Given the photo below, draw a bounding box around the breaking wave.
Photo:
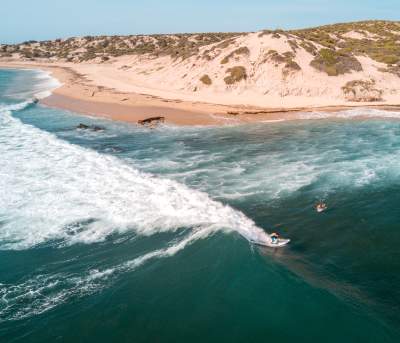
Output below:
[0,97,273,321]
[0,103,268,251]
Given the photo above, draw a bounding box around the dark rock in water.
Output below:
[138,116,165,126]
[76,123,105,131]
[77,123,90,130]
[32,97,39,104]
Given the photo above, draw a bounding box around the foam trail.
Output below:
[0,228,208,322]
[0,105,270,250]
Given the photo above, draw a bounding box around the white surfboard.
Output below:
[251,238,290,248]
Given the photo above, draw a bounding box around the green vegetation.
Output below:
[224,66,247,85]
[290,21,400,67]
[287,40,299,52]
[264,50,301,74]
[200,74,212,85]
[0,32,242,62]
[310,48,362,76]
[299,41,317,56]
[220,46,250,64]
[258,29,287,38]
[2,20,400,76]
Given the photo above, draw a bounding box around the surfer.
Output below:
[315,201,327,213]
[270,232,279,244]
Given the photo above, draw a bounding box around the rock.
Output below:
[76,123,105,131]
[138,116,165,126]
[77,123,90,129]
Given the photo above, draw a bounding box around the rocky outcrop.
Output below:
[76,123,105,131]
[138,116,165,126]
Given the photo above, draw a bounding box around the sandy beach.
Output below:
[1,61,400,126]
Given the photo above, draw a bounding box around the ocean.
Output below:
[0,68,399,342]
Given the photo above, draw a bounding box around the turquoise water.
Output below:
[0,68,400,342]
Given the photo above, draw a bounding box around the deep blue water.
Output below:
[0,68,400,342]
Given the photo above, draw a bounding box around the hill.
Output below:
[2,20,400,107]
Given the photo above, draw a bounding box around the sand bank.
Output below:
[1,61,400,126]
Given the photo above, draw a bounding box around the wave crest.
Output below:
[0,105,269,250]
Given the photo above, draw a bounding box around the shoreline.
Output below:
[1,61,400,126]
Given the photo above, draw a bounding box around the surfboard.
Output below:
[251,238,290,248]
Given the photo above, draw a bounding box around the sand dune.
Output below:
[2,21,400,124]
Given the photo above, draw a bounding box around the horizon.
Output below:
[1,0,400,44]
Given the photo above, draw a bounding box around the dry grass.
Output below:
[220,47,250,64]
[2,32,243,62]
[224,66,247,85]
[310,48,362,76]
[200,74,212,85]
[342,79,383,101]
[264,50,301,75]
[290,21,400,66]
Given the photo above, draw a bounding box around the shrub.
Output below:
[263,50,302,74]
[376,55,400,65]
[268,51,286,63]
[342,79,383,102]
[310,48,362,76]
[200,74,212,85]
[284,60,301,71]
[287,40,299,51]
[300,41,318,55]
[290,21,400,66]
[220,46,250,64]
[224,66,247,85]
[380,65,400,77]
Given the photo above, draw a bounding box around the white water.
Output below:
[300,108,400,120]
[0,102,270,250]
[2,69,60,100]
[0,97,274,321]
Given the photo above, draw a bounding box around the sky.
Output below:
[1,0,399,44]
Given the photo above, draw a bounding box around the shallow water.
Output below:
[0,68,400,342]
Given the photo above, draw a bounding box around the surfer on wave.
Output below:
[315,201,327,213]
[270,232,280,244]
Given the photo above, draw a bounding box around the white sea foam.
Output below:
[0,105,269,250]
[3,69,60,101]
[299,108,400,120]
[32,69,61,99]
[0,102,274,320]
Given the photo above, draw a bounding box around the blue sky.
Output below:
[1,0,399,43]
